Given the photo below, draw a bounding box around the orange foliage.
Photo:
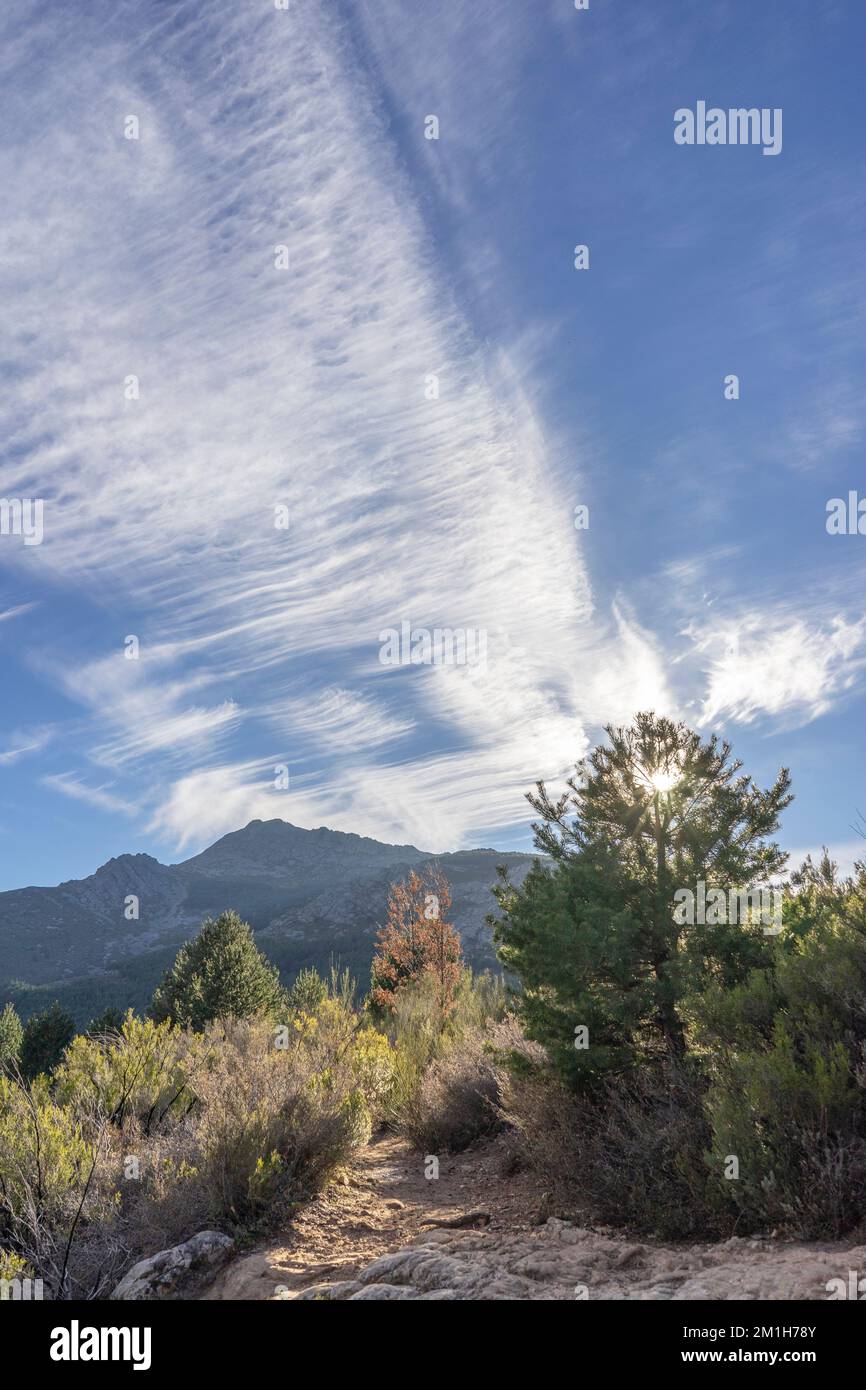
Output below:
[370,864,462,1018]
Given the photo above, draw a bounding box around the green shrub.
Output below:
[288,967,327,1016]
[384,971,509,1148]
[499,1055,714,1238]
[0,1073,123,1298]
[691,887,866,1236]
[54,1012,203,1136]
[0,1004,23,1074]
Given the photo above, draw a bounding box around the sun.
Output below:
[649,770,678,793]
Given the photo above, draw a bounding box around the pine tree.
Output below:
[492,711,792,1084]
[371,865,463,1017]
[149,910,284,1031]
[86,1006,125,1038]
[19,1001,75,1081]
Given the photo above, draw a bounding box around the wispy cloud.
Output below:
[42,773,137,817]
[688,609,866,728]
[266,686,414,755]
[0,726,53,765]
[10,0,846,871]
[1,1,619,852]
[0,602,38,624]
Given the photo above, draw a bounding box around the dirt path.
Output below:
[203,1131,866,1301]
[203,1132,540,1300]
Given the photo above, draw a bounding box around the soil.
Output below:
[202,1132,866,1302]
[203,1130,539,1300]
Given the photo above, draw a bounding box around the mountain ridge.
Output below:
[0,818,538,1022]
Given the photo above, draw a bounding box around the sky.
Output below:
[1,0,866,890]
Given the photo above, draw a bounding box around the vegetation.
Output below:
[4,712,866,1295]
[690,854,866,1236]
[492,712,791,1084]
[19,1002,76,1082]
[492,713,866,1238]
[383,969,509,1152]
[0,951,392,1298]
[149,910,285,1031]
[0,1003,22,1074]
[371,864,463,1018]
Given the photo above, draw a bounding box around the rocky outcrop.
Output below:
[295,1220,866,1301]
[112,1231,235,1300]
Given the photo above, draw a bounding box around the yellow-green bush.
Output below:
[168,1005,390,1230]
[54,1012,203,1136]
[0,1073,123,1297]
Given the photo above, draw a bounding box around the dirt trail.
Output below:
[204,1133,866,1301]
[203,1132,539,1300]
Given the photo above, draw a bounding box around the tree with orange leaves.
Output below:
[370,864,462,1019]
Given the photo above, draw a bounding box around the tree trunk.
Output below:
[654,794,687,1060]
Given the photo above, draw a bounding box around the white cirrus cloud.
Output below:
[0,1,673,856]
[42,772,137,817]
[688,610,866,728]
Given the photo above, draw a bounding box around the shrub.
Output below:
[54,1012,203,1137]
[691,883,866,1236]
[0,1073,124,1298]
[182,1015,370,1228]
[0,975,396,1293]
[398,1029,501,1153]
[385,972,509,1149]
[0,1003,22,1074]
[287,967,327,1016]
[499,1056,715,1239]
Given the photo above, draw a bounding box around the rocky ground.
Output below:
[200,1132,866,1302]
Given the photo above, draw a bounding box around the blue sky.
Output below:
[2,0,866,890]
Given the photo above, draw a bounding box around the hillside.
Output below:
[0,819,536,1021]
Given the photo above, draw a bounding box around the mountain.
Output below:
[0,820,538,1021]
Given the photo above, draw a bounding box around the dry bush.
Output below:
[181,1015,365,1229]
[398,1028,501,1153]
[385,974,511,1151]
[127,1008,390,1239]
[0,1001,394,1294]
[0,1072,130,1298]
[499,1057,715,1239]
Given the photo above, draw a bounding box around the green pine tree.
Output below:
[491,711,792,1085]
[149,910,285,1031]
[18,1001,76,1081]
[86,1006,125,1038]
